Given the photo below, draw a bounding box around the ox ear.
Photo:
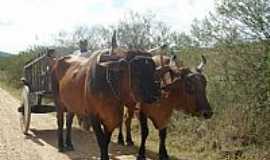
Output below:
[155,65,172,80]
[99,59,127,71]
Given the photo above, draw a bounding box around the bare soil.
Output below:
[0,87,159,160]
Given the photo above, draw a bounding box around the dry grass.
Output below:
[0,81,21,99]
[0,45,269,160]
[1,81,269,160]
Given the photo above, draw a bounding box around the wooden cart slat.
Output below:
[19,49,55,134]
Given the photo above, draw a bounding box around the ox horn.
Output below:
[148,46,159,54]
[111,30,118,55]
[148,44,168,54]
[196,55,207,72]
[99,58,127,71]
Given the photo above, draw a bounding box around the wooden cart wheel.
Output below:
[20,85,32,135]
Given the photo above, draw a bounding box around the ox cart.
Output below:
[18,49,55,134]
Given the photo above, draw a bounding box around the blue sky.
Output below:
[0,0,214,53]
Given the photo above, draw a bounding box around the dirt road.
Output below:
[0,87,158,160]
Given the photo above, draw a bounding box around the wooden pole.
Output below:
[160,44,167,85]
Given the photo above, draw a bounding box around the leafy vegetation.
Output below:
[0,49,37,88]
[0,51,12,58]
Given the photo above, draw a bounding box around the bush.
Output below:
[0,49,39,88]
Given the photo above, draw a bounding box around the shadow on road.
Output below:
[27,128,182,160]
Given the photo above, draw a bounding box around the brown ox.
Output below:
[50,48,163,160]
[117,55,213,160]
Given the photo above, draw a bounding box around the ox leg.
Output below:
[102,129,112,160]
[65,112,75,151]
[159,128,169,160]
[91,116,111,160]
[125,110,134,146]
[137,112,148,160]
[118,104,125,145]
[52,77,65,152]
[56,110,64,152]
[117,120,125,145]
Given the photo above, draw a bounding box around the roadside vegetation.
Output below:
[0,0,269,159]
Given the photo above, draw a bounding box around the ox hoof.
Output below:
[159,155,170,160]
[58,147,64,153]
[101,155,109,160]
[65,144,74,151]
[126,140,134,146]
[137,155,146,160]
[117,139,125,146]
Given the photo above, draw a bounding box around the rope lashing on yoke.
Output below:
[106,67,121,99]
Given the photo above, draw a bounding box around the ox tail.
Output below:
[51,69,59,97]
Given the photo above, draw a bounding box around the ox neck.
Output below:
[165,81,187,110]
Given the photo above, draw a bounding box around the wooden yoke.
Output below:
[159,44,168,85]
[148,44,171,85]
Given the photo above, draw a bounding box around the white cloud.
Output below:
[122,0,214,31]
[0,0,214,53]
